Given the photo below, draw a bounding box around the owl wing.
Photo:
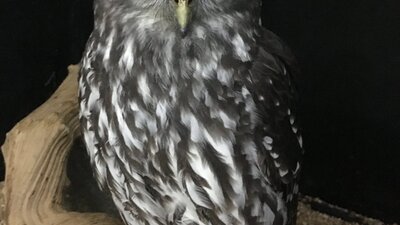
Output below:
[79,34,109,190]
[249,28,303,224]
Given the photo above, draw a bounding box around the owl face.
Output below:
[122,0,260,35]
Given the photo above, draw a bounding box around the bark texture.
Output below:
[1,65,122,225]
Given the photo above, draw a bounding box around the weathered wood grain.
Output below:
[1,65,122,225]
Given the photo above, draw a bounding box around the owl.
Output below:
[79,0,303,224]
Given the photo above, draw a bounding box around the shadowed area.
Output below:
[63,138,120,218]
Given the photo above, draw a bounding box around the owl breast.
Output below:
[79,23,292,224]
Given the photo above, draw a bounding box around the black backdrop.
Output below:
[0,0,399,223]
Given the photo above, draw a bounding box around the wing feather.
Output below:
[248,28,303,224]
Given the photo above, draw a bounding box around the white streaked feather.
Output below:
[232,34,251,62]
[119,40,134,71]
[203,130,234,169]
[263,136,273,151]
[185,177,212,209]
[112,89,144,151]
[137,75,152,105]
[270,152,279,159]
[156,99,169,128]
[279,168,289,177]
[102,28,115,67]
[218,110,237,129]
[188,144,225,208]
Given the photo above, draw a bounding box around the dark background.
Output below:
[1,0,399,223]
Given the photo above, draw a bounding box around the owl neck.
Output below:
[93,5,261,82]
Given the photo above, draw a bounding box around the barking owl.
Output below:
[79,0,303,224]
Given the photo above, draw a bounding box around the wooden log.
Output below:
[1,65,121,225]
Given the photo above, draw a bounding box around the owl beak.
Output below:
[176,0,190,33]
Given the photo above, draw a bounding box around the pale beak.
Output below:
[176,0,190,33]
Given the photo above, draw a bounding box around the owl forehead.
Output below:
[127,0,259,9]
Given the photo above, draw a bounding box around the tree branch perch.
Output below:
[1,65,121,225]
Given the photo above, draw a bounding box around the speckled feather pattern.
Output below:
[79,0,303,224]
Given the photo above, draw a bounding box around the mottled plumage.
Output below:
[79,0,303,224]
